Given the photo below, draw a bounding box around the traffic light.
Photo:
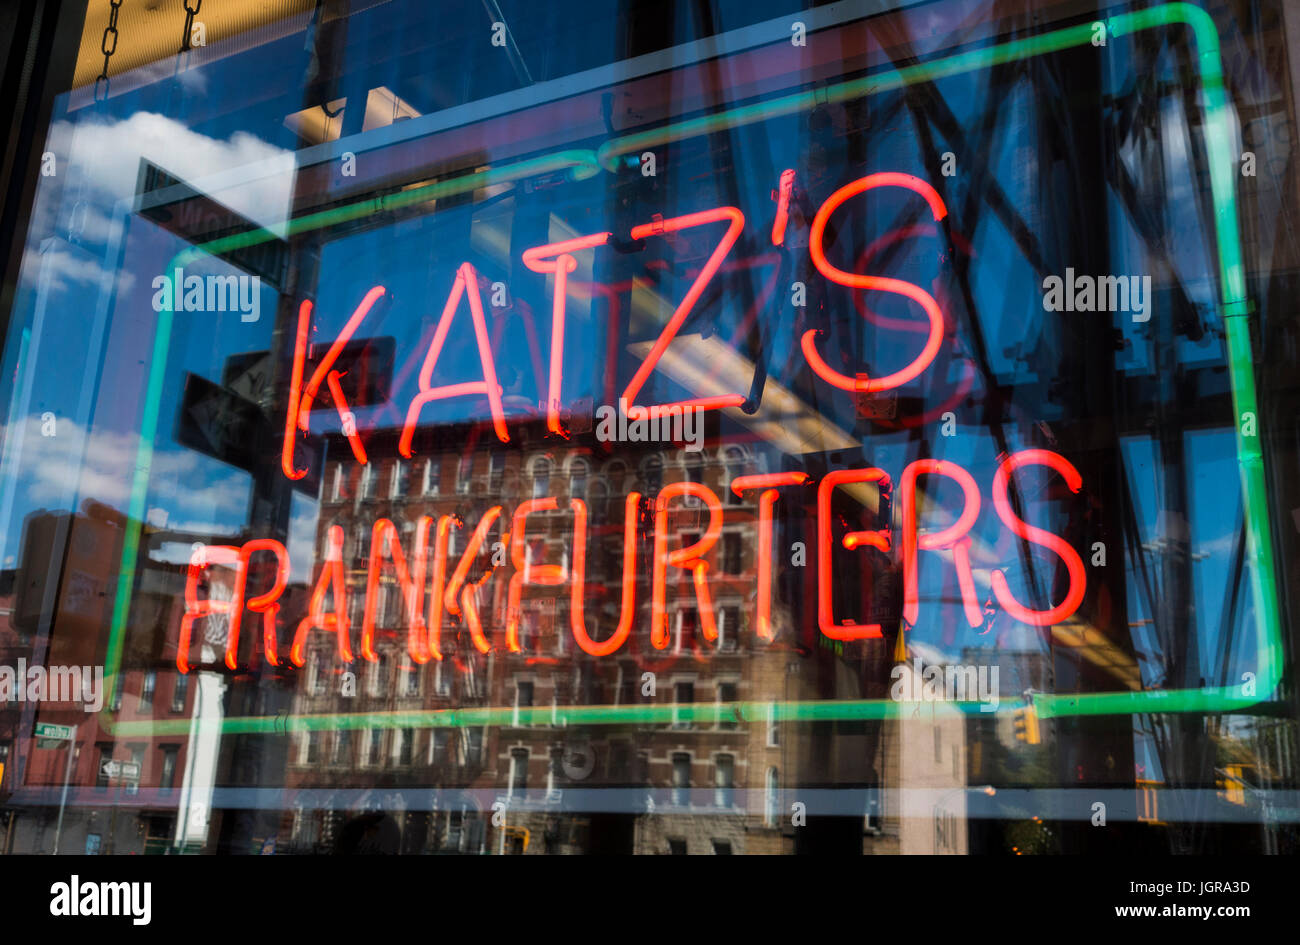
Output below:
[1013,704,1040,744]
[1217,764,1247,806]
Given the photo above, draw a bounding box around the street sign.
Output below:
[34,723,74,741]
[176,370,322,494]
[177,372,263,473]
[99,760,141,782]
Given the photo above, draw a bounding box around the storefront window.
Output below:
[0,0,1297,857]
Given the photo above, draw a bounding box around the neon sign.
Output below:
[280,171,954,469]
[176,169,1098,674]
[99,3,1273,740]
[178,448,1086,673]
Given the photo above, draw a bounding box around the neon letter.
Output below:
[651,481,723,649]
[522,233,612,436]
[177,545,242,674]
[291,525,353,665]
[400,262,509,454]
[571,492,641,656]
[504,498,570,653]
[990,450,1087,626]
[441,506,505,653]
[233,539,289,669]
[817,469,890,640]
[360,517,434,664]
[771,169,795,246]
[732,472,810,640]
[624,207,747,417]
[900,459,982,629]
[805,173,946,392]
[282,286,388,479]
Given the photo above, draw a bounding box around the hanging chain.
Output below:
[74,0,125,242]
[180,0,202,54]
[93,0,124,104]
[169,0,203,116]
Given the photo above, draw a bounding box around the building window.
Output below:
[359,462,377,499]
[171,672,189,711]
[402,663,420,697]
[394,728,414,766]
[765,767,779,826]
[508,748,529,796]
[683,452,704,485]
[723,447,746,504]
[422,458,440,495]
[679,533,700,573]
[718,682,738,730]
[712,839,733,855]
[718,606,740,652]
[668,838,687,855]
[139,671,155,710]
[641,456,663,493]
[333,729,353,766]
[547,747,563,798]
[513,680,534,726]
[676,608,698,655]
[488,451,505,489]
[349,581,365,628]
[303,731,321,765]
[369,655,389,697]
[429,729,449,764]
[672,681,694,729]
[365,729,383,767]
[588,478,611,521]
[714,754,735,808]
[464,727,483,765]
[310,651,327,696]
[388,571,410,627]
[330,464,345,501]
[455,455,472,493]
[671,753,691,807]
[353,523,372,562]
[390,459,407,498]
[569,458,588,503]
[434,663,452,697]
[722,532,742,574]
[531,458,551,498]
[766,702,779,747]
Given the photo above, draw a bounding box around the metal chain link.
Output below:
[181,0,203,54]
[74,0,126,242]
[93,0,124,104]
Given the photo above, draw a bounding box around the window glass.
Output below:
[0,0,1295,856]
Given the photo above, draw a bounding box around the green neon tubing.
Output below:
[100,3,1280,737]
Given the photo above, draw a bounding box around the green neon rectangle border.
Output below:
[96,1,1280,737]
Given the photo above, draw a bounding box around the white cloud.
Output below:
[1,415,250,545]
[56,111,295,235]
